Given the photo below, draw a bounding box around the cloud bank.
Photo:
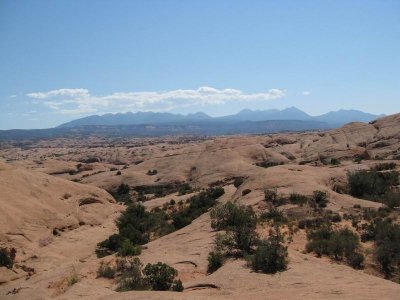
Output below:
[27,86,285,115]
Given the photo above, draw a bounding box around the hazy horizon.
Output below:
[1,1,399,129]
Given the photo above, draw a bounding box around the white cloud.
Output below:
[9,95,17,98]
[26,86,285,115]
[302,91,311,96]
[27,88,89,99]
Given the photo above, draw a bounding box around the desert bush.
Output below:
[371,162,396,171]
[97,204,173,257]
[210,202,258,256]
[347,170,399,198]
[210,201,257,231]
[298,217,330,230]
[259,207,287,224]
[117,257,148,291]
[251,226,288,274]
[380,191,400,209]
[177,182,192,195]
[116,171,122,176]
[96,234,123,257]
[67,269,80,286]
[330,158,341,165]
[256,161,282,168]
[172,187,225,229]
[311,191,329,208]
[207,250,224,274]
[264,188,278,203]
[289,193,308,205]
[117,183,130,194]
[346,252,365,269]
[0,247,15,269]
[233,177,244,188]
[143,262,180,291]
[118,239,142,257]
[109,183,131,204]
[306,226,363,269]
[171,279,184,292]
[361,218,400,277]
[97,262,116,278]
[134,182,192,198]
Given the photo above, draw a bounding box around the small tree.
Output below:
[118,239,142,257]
[0,247,15,269]
[143,262,179,291]
[117,257,148,291]
[311,190,328,208]
[207,250,224,274]
[251,226,288,274]
[97,262,116,278]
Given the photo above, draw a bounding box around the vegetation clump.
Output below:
[208,202,288,275]
[306,226,364,269]
[360,218,400,278]
[97,262,116,279]
[96,204,173,257]
[251,226,288,274]
[233,177,244,188]
[370,162,396,171]
[172,187,225,229]
[0,247,16,269]
[109,183,132,204]
[255,161,283,168]
[347,170,399,199]
[98,187,225,257]
[116,258,183,292]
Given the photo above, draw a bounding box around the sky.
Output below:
[0,0,399,129]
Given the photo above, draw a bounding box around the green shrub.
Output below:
[233,177,244,188]
[346,252,365,269]
[117,257,148,291]
[311,191,329,208]
[264,189,278,203]
[97,262,116,278]
[370,162,396,171]
[362,218,400,277]
[210,201,257,231]
[97,204,173,257]
[330,158,341,165]
[381,191,400,209]
[347,170,399,198]
[109,183,131,204]
[0,247,15,269]
[207,250,224,274]
[306,226,362,269]
[210,202,258,255]
[289,193,308,205]
[171,279,184,292]
[259,207,287,224]
[256,161,282,168]
[172,187,225,229]
[118,239,142,257]
[143,262,179,291]
[117,183,130,194]
[177,183,192,195]
[251,226,288,274]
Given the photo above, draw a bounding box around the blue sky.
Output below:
[0,0,399,129]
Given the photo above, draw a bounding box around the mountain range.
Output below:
[58,107,382,128]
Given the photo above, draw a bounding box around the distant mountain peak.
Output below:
[57,107,381,128]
